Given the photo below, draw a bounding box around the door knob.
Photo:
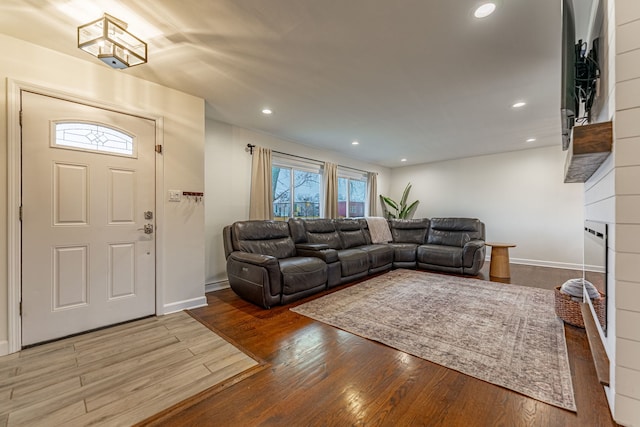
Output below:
[138,224,154,234]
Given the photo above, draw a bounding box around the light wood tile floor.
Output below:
[0,311,260,426]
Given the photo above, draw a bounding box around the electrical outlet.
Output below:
[168,190,182,202]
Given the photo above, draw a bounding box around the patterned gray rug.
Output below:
[291,269,576,411]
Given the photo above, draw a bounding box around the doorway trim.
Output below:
[7,78,165,354]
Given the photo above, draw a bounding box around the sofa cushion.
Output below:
[389,218,430,244]
[279,257,327,295]
[340,229,368,249]
[337,249,370,277]
[388,242,418,262]
[232,220,296,259]
[358,244,394,269]
[417,244,463,268]
[336,219,368,249]
[427,229,471,247]
[429,218,484,240]
[302,219,342,249]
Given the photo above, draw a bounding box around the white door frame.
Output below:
[6,79,165,354]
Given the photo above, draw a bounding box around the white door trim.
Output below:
[6,78,165,354]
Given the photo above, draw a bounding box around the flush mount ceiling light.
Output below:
[512,101,527,108]
[474,3,496,18]
[262,108,273,115]
[526,138,537,142]
[78,13,147,69]
[352,141,359,145]
[401,158,407,162]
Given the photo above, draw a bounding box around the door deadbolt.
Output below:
[144,211,153,220]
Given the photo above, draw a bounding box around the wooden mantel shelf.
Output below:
[564,121,613,183]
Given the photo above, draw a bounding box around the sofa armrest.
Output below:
[229,251,278,267]
[462,240,485,269]
[226,252,281,308]
[296,246,339,264]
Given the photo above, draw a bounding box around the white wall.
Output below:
[0,34,206,355]
[204,118,391,286]
[611,0,640,423]
[389,146,585,268]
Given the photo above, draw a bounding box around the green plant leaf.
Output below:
[380,183,418,219]
[399,183,412,207]
[380,195,399,211]
[402,200,420,219]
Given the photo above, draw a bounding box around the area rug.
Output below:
[291,269,576,411]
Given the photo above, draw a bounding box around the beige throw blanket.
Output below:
[366,216,392,244]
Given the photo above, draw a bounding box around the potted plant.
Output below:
[380,183,419,219]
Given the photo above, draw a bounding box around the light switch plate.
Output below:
[168,190,182,202]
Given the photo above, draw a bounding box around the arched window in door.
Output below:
[54,122,135,157]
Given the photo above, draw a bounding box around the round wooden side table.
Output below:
[485,242,516,279]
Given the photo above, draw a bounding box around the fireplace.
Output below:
[584,220,607,335]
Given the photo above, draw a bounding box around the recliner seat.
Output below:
[416,218,486,275]
[224,220,328,308]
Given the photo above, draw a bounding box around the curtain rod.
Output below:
[246,144,373,175]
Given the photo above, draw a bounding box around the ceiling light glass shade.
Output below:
[474,3,496,18]
[78,14,147,69]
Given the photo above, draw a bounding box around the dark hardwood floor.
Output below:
[142,265,617,427]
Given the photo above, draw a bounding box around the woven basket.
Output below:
[554,286,605,328]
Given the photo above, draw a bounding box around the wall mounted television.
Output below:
[561,0,606,150]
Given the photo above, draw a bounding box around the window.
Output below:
[272,158,322,220]
[54,122,135,156]
[338,170,367,218]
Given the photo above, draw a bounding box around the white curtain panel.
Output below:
[324,162,338,219]
[249,146,273,220]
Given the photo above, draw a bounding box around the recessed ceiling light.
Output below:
[261,108,272,115]
[526,138,537,143]
[401,158,407,162]
[474,3,496,18]
[352,141,359,145]
[512,101,526,108]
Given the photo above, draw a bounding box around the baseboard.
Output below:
[162,296,208,315]
[205,279,230,294]
[485,256,583,272]
[0,340,8,356]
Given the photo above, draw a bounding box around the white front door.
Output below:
[21,91,156,346]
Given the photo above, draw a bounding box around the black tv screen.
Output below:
[560,0,577,151]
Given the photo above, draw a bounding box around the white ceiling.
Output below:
[1,0,571,168]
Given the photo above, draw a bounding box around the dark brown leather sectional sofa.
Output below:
[223,217,486,308]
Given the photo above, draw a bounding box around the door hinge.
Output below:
[19,110,23,127]
[155,144,163,154]
[19,302,22,316]
[19,205,22,221]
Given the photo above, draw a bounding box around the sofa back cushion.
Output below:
[301,219,342,249]
[232,220,296,259]
[389,218,430,244]
[427,218,484,247]
[336,219,368,249]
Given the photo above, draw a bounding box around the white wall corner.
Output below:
[162,296,208,315]
[0,340,8,357]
